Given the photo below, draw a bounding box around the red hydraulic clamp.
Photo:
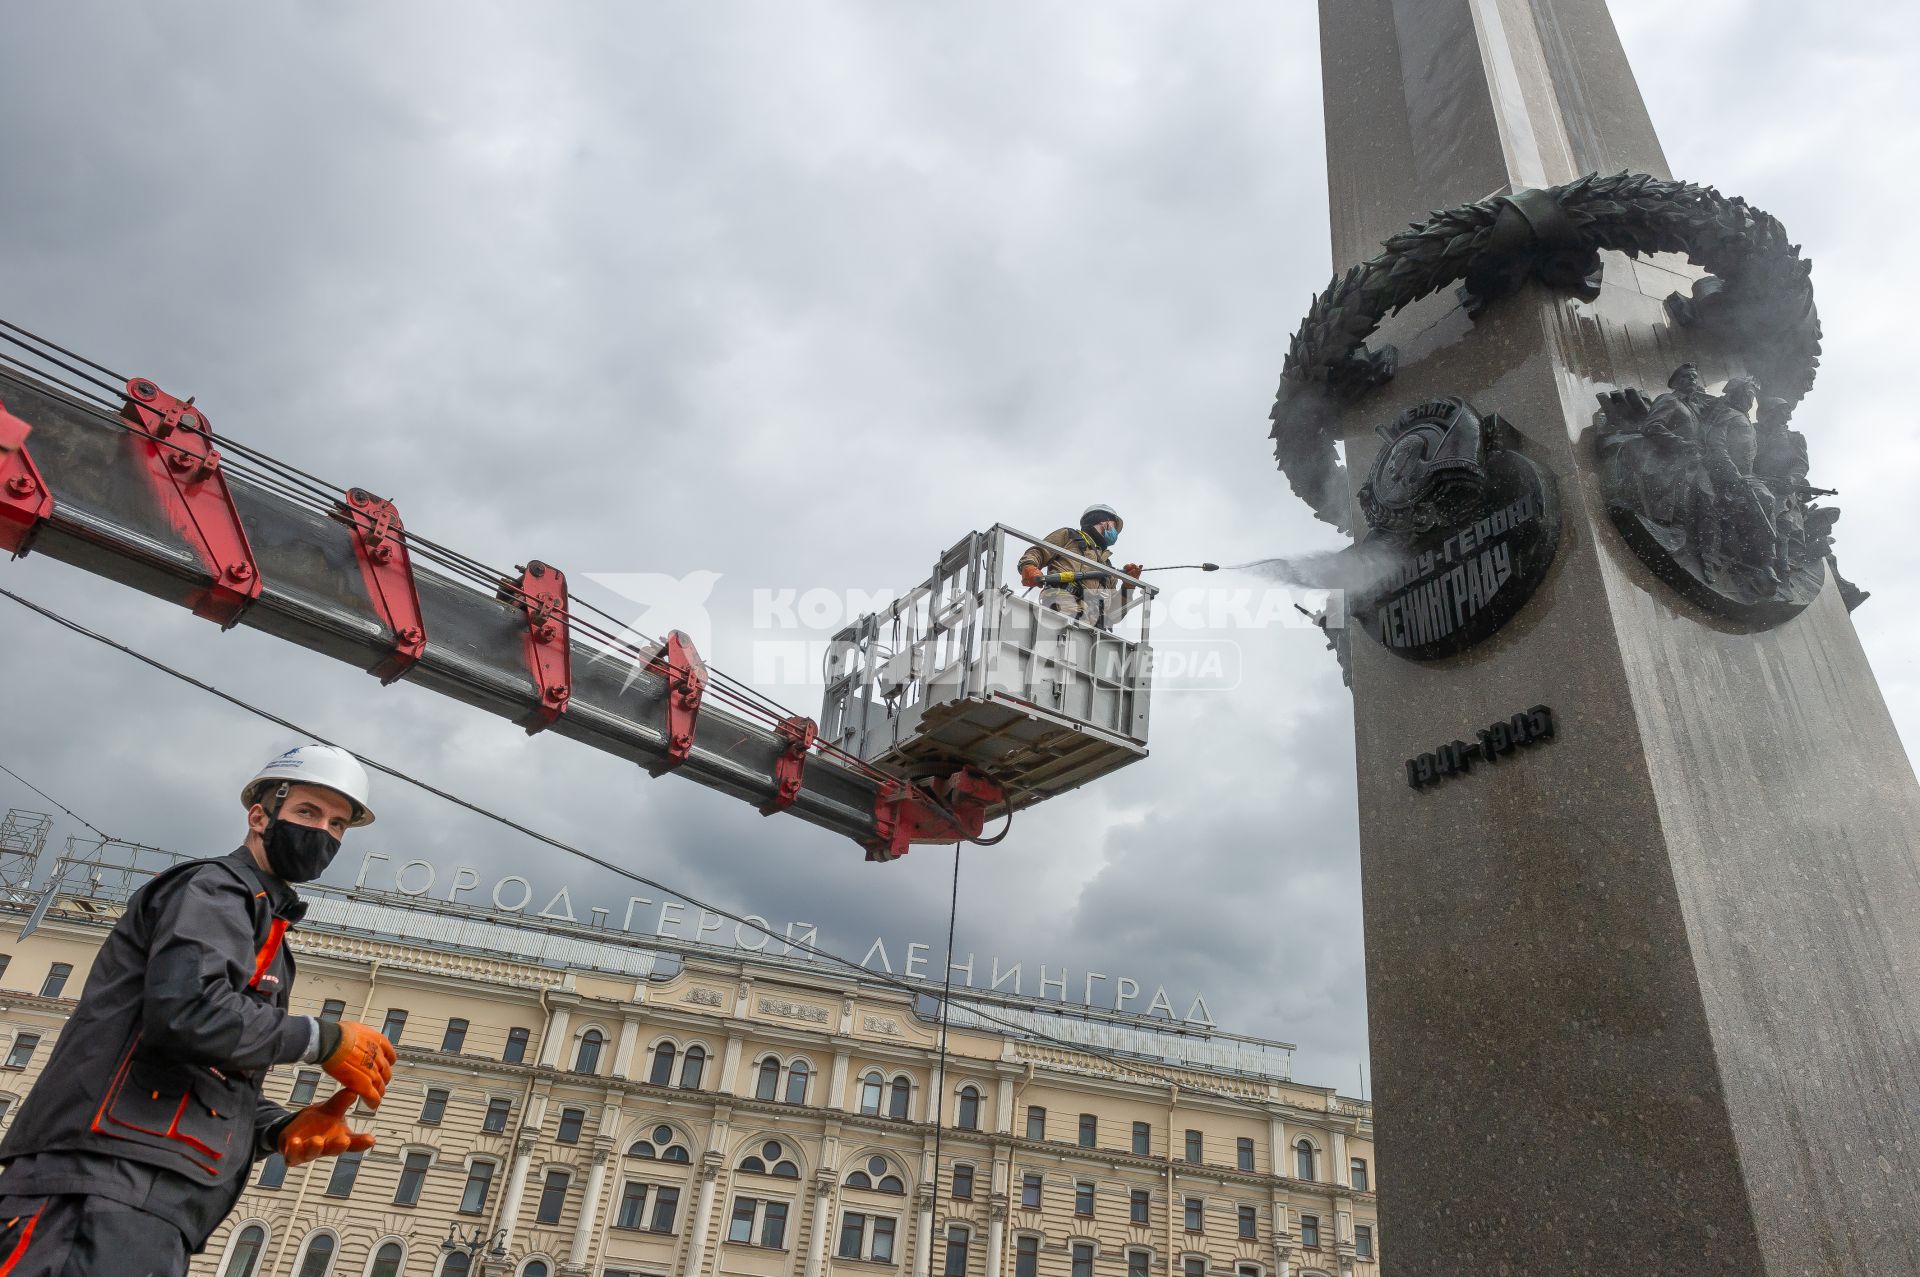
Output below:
[760,715,818,815]
[120,377,262,628]
[0,398,53,558]
[865,768,1007,863]
[505,560,571,733]
[340,488,426,684]
[647,630,709,776]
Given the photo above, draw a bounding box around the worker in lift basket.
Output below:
[1017,503,1143,630]
[0,745,397,1276]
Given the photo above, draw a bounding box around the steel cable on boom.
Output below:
[0,583,1261,1106]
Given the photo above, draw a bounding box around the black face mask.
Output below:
[262,818,341,883]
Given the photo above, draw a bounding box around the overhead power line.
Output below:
[0,585,1269,1106]
[0,760,114,843]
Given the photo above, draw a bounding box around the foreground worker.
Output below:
[0,745,397,1276]
[1017,502,1143,629]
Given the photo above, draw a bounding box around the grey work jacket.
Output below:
[0,849,309,1248]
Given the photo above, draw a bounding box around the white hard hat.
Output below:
[1081,503,1124,532]
[241,744,376,827]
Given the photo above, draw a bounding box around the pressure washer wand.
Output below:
[1138,563,1220,573]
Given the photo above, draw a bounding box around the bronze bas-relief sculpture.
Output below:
[1596,364,1865,621]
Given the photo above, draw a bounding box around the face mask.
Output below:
[263,818,341,883]
[1098,526,1119,547]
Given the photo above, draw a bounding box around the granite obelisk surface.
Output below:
[1305,2,1920,1274]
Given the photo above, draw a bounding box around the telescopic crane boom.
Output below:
[0,326,1154,861]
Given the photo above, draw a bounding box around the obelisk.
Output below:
[1294,2,1920,1274]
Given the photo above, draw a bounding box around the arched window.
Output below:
[679,1044,706,1090]
[888,1075,912,1119]
[755,1057,781,1101]
[222,1225,267,1277]
[648,1042,676,1086]
[739,1139,800,1178]
[1294,1138,1315,1181]
[368,1242,404,1277]
[293,1232,335,1277]
[629,1123,691,1163]
[784,1059,811,1105]
[859,1071,884,1115]
[956,1085,980,1130]
[574,1029,604,1075]
[440,1255,472,1277]
[520,1262,550,1277]
[846,1154,906,1194]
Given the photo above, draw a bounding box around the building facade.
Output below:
[0,868,1377,1277]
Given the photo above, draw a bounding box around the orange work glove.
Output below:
[320,1021,396,1108]
[1122,563,1143,579]
[1019,563,1043,587]
[279,1090,376,1167]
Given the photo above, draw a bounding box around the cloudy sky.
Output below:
[1,0,1915,1097]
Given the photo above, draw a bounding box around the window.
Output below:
[1130,1189,1150,1224]
[1016,1235,1040,1277]
[754,1057,780,1101]
[3,1034,37,1069]
[394,1150,431,1205]
[1350,1157,1369,1191]
[289,1070,320,1106]
[556,1107,585,1144]
[536,1169,569,1224]
[379,1009,408,1044]
[420,1088,449,1124]
[318,999,344,1025]
[442,1257,471,1277]
[368,1244,403,1277]
[574,1029,604,1074]
[324,1150,363,1197]
[630,1124,691,1164]
[483,1096,511,1133]
[1079,1113,1098,1148]
[951,1163,974,1199]
[257,1153,288,1189]
[956,1086,980,1131]
[0,955,8,983]
[294,1233,334,1277]
[784,1058,810,1104]
[1238,1205,1257,1240]
[860,1072,884,1115]
[1185,1129,1203,1162]
[728,1197,789,1248]
[616,1180,648,1229]
[1299,1215,1320,1249]
[838,1212,897,1262]
[888,1075,911,1119]
[1071,1242,1094,1277]
[739,1140,800,1178]
[1128,1252,1150,1277]
[1132,1121,1151,1155]
[1021,1173,1042,1209]
[1184,1197,1203,1231]
[838,1212,866,1259]
[650,1185,681,1232]
[222,1224,266,1277]
[441,1018,468,1054]
[503,1026,530,1064]
[520,1264,547,1277]
[1184,1260,1206,1277]
[1355,1224,1373,1258]
[1237,1267,1260,1277]
[459,1160,496,1215]
[1293,1139,1315,1181]
[1026,1105,1046,1139]
[944,1225,970,1277]
[38,963,71,999]
[1075,1181,1094,1216]
[679,1044,706,1089]
[1237,1137,1255,1172]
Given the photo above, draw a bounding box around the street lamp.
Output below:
[441,1222,508,1269]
